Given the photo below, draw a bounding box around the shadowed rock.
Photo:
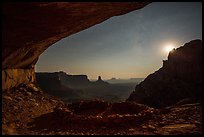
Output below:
[127,39,202,108]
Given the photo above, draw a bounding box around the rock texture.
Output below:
[127,39,202,108]
[2,68,35,91]
[2,84,202,135]
[2,2,149,90]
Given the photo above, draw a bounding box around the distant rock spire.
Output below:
[95,76,109,85]
[98,76,102,81]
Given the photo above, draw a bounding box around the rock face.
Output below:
[127,39,202,108]
[36,72,111,90]
[35,72,88,100]
[2,2,149,91]
[2,68,35,91]
[35,72,62,90]
[36,71,91,89]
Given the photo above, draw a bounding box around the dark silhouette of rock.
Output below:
[35,72,112,102]
[36,71,91,88]
[95,76,110,86]
[36,72,110,90]
[2,2,150,91]
[127,39,202,108]
[35,72,86,99]
[106,78,144,84]
[98,76,102,81]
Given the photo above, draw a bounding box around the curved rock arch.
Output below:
[2,2,150,91]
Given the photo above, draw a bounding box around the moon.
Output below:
[164,44,175,53]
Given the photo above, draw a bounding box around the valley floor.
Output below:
[2,84,202,135]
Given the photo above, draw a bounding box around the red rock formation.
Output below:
[2,2,150,90]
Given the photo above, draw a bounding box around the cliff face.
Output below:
[36,72,110,90]
[35,72,87,100]
[127,39,202,108]
[2,2,149,91]
[35,72,62,90]
[2,68,35,91]
[36,71,89,89]
[35,72,111,102]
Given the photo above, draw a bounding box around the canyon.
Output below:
[2,2,202,135]
[35,71,135,103]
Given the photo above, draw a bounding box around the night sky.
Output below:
[36,2,202,80]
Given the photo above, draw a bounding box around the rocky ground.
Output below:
[2,84,202,135]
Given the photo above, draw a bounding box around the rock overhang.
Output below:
[2,2,150,90]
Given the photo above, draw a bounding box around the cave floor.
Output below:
[2,84,202,135]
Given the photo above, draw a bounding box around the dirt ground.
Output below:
[2,84,202,135]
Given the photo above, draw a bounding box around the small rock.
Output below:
[29,99,36,102]
[148,125,156,130]
[16,124,20,127]
[43,128,48,131]
[27,83,39,92]
[13,106,18,110]
[2,118,6,124]
[38,90,43,94]
[26,92,32,96]
[50,99,57,103]
[128,128,135,132]
[19,87,24,91]
[3,96,12,101]
[33,87,39,92]
[96,115,102,119]
[28,114,34,118]
[19,87,26,92]
[26,83,34,88]
[59,101,64,104]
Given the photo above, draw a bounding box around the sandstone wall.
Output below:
[2,68,35,91]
